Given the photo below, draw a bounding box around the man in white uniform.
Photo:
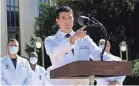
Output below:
[96,39,126,86]
[0,39,32,85]
[29,52,46,85]
[44,6,117,85]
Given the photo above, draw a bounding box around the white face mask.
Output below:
[99,45,104,49]
[9,46,19,54]
[30,57,38,64]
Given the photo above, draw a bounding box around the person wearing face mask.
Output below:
[0,39,33,85]
[29,52,46,85]
[95,39,126,86]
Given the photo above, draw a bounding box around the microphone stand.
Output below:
[90,17,108,61]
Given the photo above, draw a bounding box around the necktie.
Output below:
[65,34,74,55]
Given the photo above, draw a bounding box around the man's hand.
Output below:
[70,26,87,44]
[108,80,120,86]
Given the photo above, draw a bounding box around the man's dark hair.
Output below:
[7,39,19,44]
[56,6,73,18]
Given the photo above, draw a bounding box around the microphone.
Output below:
[77,16,108,61]
[77,16,96,26]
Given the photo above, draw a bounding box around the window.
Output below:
[6,0,20,41]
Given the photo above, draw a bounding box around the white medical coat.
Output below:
[0,54,32,85]
[32,64,45,85]
[44,30,116,85]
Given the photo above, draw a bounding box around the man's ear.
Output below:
[7,44,10,51]
[56,19,59,24]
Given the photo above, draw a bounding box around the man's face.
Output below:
[7,41,19,52]
[56,11,74,33]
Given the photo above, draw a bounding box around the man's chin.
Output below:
[60,27,72,33]
[65,27,72,30]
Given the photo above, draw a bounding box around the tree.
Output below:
[26,0,137,68]
[133,59,139,77]
[35,2,58,39]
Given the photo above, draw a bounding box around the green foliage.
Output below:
[24,37,36,55]
[34,2,58,39]
[34,0,136,40]
[54,0,136,46]
[54,0,136,21]
[55,0,72,5]
[133,59,139,77]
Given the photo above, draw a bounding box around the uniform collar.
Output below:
[105,52,112,56]
[35,64,39,72]
[6,54,20,70]
[7,53,19,59]
[56,29,75,39]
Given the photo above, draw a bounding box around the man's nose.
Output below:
[65,19,70,23]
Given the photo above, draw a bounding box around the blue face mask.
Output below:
[99,45,104,49]
[9,46,19,54]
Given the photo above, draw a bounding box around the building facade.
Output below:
[1,0,49,57]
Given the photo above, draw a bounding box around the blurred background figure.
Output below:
[96,39,126,86]
[29,52,46,85]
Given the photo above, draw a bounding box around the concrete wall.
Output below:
[1,0,8,57]
[0,0,38,57]
[19,0,38,57]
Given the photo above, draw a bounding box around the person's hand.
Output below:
[108,80,120,86]
[70,26,87,44]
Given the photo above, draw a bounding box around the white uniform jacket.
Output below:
[32,65,46,85]
[44,30,116,85]
[0,54,32,85]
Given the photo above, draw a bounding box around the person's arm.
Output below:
[87,36,113,61]
[44,67,54,86]
[0,72,10,85]
[112,57,126,84]
[42,68,46,85]
[22,60,33,85]
[108,80,120,85]
[113,76,126,84]
[0,60,10,85]
[44,26,87,60]
[96,78,109,85]
[44,37,75,59]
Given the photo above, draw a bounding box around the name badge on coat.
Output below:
[78,46,90,60]
[79,46,89,49]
